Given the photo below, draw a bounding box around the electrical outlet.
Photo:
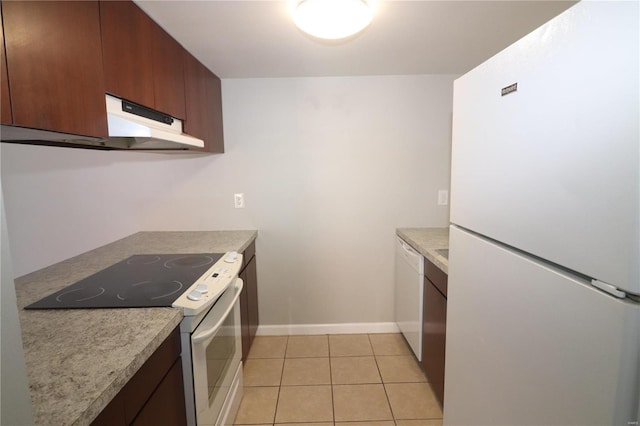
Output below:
[438,190,449,206]
[234,193,245,209]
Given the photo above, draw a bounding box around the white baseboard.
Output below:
[256,322,400,336]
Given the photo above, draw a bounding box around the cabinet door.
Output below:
[246,256,259,346]
[2,1,108,137]
[100,0,155,108]
[240,242,258,361]
[240,267,251,361]
[183,51,224,153]
[205,70,224,153]
[0,4,12,124]
[422,277,446,407]
[152,24,186,119]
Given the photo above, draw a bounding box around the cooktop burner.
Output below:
[25,253,224,309]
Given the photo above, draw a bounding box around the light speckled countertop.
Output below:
[396,227,450,274]
[14,230,257,426]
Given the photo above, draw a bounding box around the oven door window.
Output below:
[191,282,242,425]
[206,311,237,403]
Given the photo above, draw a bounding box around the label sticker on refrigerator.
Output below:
[501,83,518,96]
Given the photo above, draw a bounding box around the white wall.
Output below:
[1,74,455,326]
[1,151,34,425]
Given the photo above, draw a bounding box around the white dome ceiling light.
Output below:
[292,0,374,40]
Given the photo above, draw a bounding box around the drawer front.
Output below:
[242,241,256,270]
[425,257,447,297]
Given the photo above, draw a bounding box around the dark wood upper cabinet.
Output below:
[101,0,188,120]
[206,70,224,153]
[183,51,224,153]
[1,0,222,152]
[1,4,12,125]
[152,24,186,120]
[100,0,155,109]
[2,1,108,137]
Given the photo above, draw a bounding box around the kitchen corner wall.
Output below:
[1,74,455,326]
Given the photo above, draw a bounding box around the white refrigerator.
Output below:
[445,2,640,426]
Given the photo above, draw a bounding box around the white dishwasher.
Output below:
[394,236,424,361]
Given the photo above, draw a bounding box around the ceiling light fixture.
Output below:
[292,0,374,40]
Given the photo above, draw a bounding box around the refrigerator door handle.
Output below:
[591,279,627,298]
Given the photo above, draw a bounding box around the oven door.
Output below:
[191,278,243,426]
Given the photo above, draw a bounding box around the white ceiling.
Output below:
[135,0,576,79]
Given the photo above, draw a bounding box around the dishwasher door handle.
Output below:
[398,238,420,258]
[397,237,424,273]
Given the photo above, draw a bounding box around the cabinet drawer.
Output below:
[425,257,447,297]
[242,241,256,270]
[131,359,186,426]
[91,326,182,425]
[122,326,181,424]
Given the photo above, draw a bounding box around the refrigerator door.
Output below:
[444,226,640,426]
[450,1,639,294]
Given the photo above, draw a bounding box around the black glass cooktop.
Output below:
[25,253,224,309]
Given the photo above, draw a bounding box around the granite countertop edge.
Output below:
[396,227,450,274]
[15,229,258,426]
[80,311,183,425]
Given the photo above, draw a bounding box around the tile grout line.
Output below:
[242,334,440,426]
[327,333,336,424]
[369,333,398,425]
[272,335,289,425]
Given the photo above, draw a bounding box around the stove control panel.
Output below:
[172,251,243,316]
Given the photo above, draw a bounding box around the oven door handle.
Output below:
[192,278,244,344]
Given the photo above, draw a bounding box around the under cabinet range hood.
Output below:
[0,95,204,151]
[105,94,204,150]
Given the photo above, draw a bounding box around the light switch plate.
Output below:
[438,190,449,206]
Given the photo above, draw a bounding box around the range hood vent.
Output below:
[0,95,204,151]
[105,94,204,150]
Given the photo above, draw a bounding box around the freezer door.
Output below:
[444,226,640,426]
[450,1,639,295]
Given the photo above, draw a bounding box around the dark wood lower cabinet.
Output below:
[131,359,186,426]
[91,326,186,426]
[92,392,125,426]
[240,241,258,361]
[422,260,448,408]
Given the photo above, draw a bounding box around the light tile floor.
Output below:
[234,333,443,426]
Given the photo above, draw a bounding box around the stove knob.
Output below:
[224,251,238,263]
[187,290,203,301]
[196,284,208,293]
